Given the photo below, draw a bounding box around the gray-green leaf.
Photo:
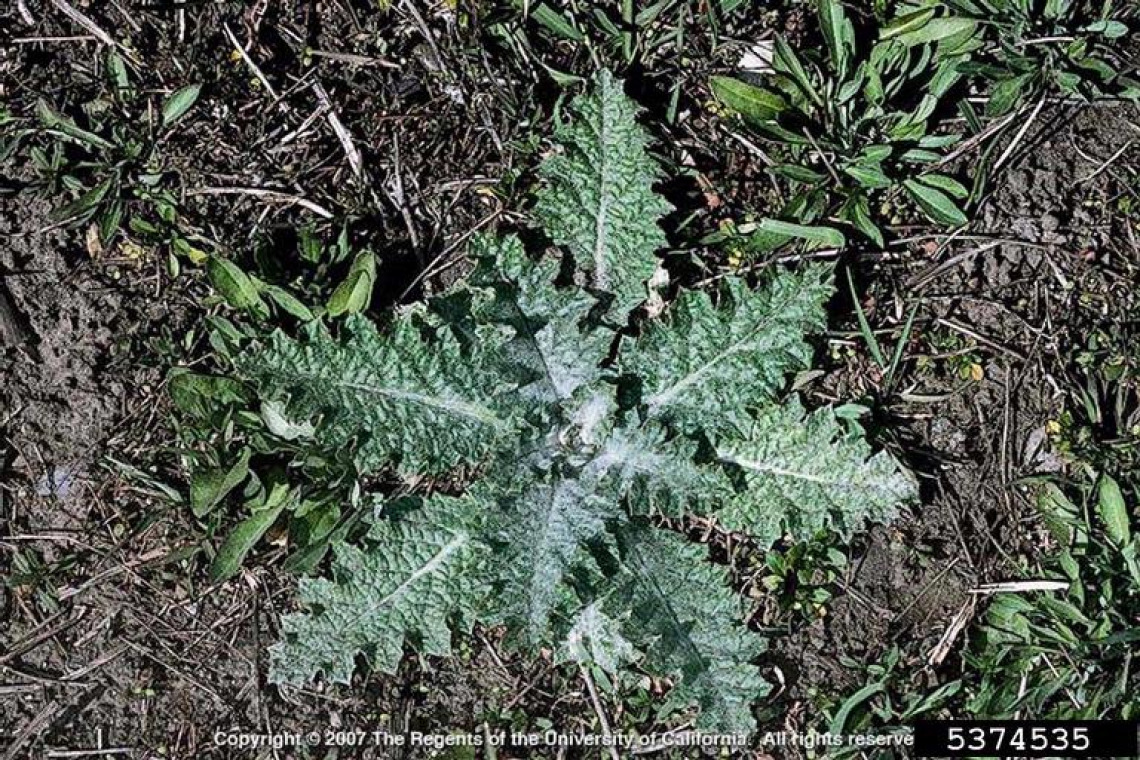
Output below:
[1097,474,1131,547]
[162,84,202,127]
[190,447,251,518]
[717,398,916,543]
[536,70,671,317]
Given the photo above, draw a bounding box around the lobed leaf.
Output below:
[535,71,672,317]
[604,524,769,734]
[626,268,832,436]
[270,492,491,684]
[239,313,514,476]
[716,398,916,543]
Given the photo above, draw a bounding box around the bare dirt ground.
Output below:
[771,102,1140,716]
[2,1,1138,758]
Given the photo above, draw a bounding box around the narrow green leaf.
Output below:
[774,37,822,107]
[97,200,124,242]
[207,256,265,312]
[844,164,892,189]
[162,84,202,127]
[918,173,969,199]
[903,179,968,227]
[327,251,376,316]
[770,164,827,184]
[757,218,846,249]
[893,18,977,47]
[829,682,885,735]
[847,270,884,367]
[50,179,113,223]
[987,73,1033,116]
[710,76,787,123]
[1097,474,1131,547]
[817,0,853,79]
[35,99,115,150]
[263,285,315,321]
[839,194,884,247]
[518,0,585,41]
[209,485,292,581]
[168,369,247,418]
[106,51,132,98]
[1082,20,1129,39]
[190,447,252,518]
[880,7,936,40]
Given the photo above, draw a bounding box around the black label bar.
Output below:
[913,720,1138,757]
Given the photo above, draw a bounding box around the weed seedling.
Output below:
[711,0,976,251]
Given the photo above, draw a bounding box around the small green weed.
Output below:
[3,51,205,262]
[759,532,849,621]
[711,0,976,250]
[1055,325,1140,474]
[927,0,1139,113]
[797,646,961,757]
[501,0,747,69]
[965,470,1139,718]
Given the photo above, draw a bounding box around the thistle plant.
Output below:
[198,72,915,733]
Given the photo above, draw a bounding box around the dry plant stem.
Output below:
[186,187,333,218]
[313,83,365,180]
[16,0,35,24]
[48,0,113,46]
[1076,140,1134,184]
[993,95,1047,172]
[223,23,278,99]
[580,664,621,760]
[927,597,976,667]
[936,107,1026,168]
[969,580,1069,594]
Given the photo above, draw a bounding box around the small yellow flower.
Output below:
[118,239,146,261]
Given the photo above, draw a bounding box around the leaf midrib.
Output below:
[643,284,812,418]
[322,377,505,429]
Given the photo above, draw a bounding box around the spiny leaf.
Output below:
[471,234,609,404]
[606,524,768,733]
[559,603,637,673]
[232,73,916,735]
[239,313,514,476]
[593,422,731,514]
[269,492,490,684]
[716,398,916,543]
[491,472,624,644]
[535,70,671,317]
[626,267,832,435]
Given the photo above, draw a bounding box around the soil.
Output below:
[2,1,1138,759]
[767,101,1140,722]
